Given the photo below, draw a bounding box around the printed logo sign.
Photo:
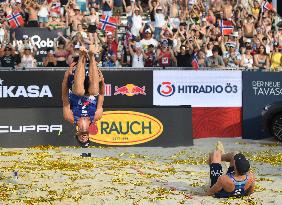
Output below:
[157,82,175,97]
[0,124,62,134]
[89,111,163,145]
[153,71,242,107]
[114,84,146,96]
[0,78,53,98]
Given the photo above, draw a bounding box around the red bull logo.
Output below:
[114,84,146,97]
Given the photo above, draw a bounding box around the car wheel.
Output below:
[270,113,282,142]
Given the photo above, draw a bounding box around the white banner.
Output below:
[153,71,242,107]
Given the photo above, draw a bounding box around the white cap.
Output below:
[74,44,80,49]
[245,39,252,43]
[16,0,21,3]
[231,32,239,37]
[106,31,113,36]
[23,35,28,39]
[145,29,151,33]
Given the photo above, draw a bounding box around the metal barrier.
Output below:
[1,67,281,72]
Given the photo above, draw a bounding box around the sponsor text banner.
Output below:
[242,72,282,139]
[0,107,192,147]
[13,28,65,67]
[153,70,242,107]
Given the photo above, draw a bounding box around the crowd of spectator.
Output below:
[0,0,281,70]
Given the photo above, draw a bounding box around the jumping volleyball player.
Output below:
[62,44,104,147]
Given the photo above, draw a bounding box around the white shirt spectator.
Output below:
[140,38,158,50]
[131,14,143,37]
[132,53,144,67]
[155,13,165,28]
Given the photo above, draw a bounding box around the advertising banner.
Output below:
[242,72,282,139]
[0,107,192,147]
[103,71,153,107]
[153,70,242,107]
[0,71,63,107]
[0,70,153,108]
[13,28,64,66]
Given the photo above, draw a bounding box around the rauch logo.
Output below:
[0,79,53,98]
[157,82,175,97]
[89,111,163,145]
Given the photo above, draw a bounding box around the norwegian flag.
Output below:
[261,1,273,13]
[98,15,117,33]
[191,53,199,70]
[220,20,234,36]
[6,12,24,29]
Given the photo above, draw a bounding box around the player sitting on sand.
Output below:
[62,44,104,147]
[207,142,255,198]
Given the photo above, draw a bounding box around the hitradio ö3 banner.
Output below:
[12,28,65,66]
[153,70,242,107]
[0,107,192,147]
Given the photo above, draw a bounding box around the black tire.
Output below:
[270,113,282,142]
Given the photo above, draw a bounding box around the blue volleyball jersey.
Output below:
[69,92,97,124]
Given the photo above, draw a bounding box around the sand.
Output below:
[0,137,281,205]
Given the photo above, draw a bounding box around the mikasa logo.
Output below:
[0,125,62,133]
[0,79,53,98]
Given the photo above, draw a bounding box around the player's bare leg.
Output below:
[72,46,87,96]
[88,44,99,96]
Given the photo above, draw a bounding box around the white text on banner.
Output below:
[153,70,242,107]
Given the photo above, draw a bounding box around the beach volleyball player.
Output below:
[61,44,104,147]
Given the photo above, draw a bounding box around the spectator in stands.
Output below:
[26,2,40,27]
[20,45,37,68]
[130,5,143,38]
[240,46,254,69]
[206,47,225,68]
[38,1,50,28]
[43,48,57,67]
[0,45,16,68]
[175,45,192,67]
[198,50,207,68]
[102,0,113,17]
[0,23,7,43]
[254,45,270,70]
[271,45,282,71]
[76,0,88,13]
[68,5,84,32]
[103,31,118,56]
[84,7,99,36]
[168,0,180,28]
[154,5,165,41]
[101,44,116,67]
[67,44,80,65]
[46,14,65,30]
[140,28,158,52]
[243,15,255,38]
[54,37,69,67]
[223,44,240,70]
[113,0,126,17]
[144,44,156,67]
[129,41,145,67]
[156,39,176,67]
